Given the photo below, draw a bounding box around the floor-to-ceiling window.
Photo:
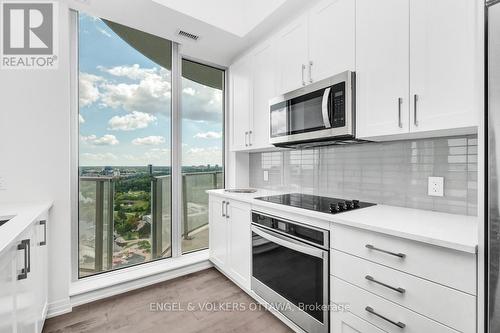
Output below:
[77,13,224,277]
[78,13,172,277]
[181,60,225,253]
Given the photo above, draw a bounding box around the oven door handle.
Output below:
[321,87,332,128]
[252,226,325,259]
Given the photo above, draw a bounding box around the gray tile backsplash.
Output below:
[249,135,478,216]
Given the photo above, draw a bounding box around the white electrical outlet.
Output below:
[428,177,444,197]
[263,170,269,182]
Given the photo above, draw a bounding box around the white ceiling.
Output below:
[152,0,287,37]
[63,0,317,66]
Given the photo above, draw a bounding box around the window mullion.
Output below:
[171,43,182,258]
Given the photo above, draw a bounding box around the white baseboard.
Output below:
[70,251,212,308]
[47,298,72,318]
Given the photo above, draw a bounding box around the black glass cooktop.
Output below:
[255,193,376,214]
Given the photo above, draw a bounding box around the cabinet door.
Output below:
[15,227,37,333]
[309,0,355,82]
[35,218,48,333]
[230,57,252,151]
[331,311,386,333]
[356,0,410,139]
[409,0,479,133]
[276,15,309,94]
[0,243,17,333]
[209,196,227,268]
[227,200,251,290]
[251,41,276,150]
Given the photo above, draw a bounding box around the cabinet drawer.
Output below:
[331,224,476,294]
[331,250,476,333]
[332,277,459,333]
[331,310,386,333]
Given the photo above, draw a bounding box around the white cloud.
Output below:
[181,78,222,122]
[79,114,85,124]
[132,136,166,146]
[81,134,119,146]
[183,87,196,96]
[108,111,157,131]
[194,131,222,139]
[182,146,223,166]
[100,68,171,115]
[99,64,158,80]
[79,73,103,107]
[79,64,223,125]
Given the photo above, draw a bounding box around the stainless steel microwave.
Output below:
[269,71,355,148]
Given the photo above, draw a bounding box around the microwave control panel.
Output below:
[330,82,346,128]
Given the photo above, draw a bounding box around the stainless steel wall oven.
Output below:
[251,211,329,333]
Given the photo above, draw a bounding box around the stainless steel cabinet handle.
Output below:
[40,220,47,246]
[398,97,403,128]
[413,94,419,126]
[248,130,253,146]
[252,225,325,259]
[365,306,406,329]
[365,244,406,259]
[308,61,313,83]
[365,275,406,294]
[244,131,248,147]
[225,202,230,218]
[301,64,306,86]
[221,201,225,217]
[17,239,30,280]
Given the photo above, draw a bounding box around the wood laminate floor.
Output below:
[43,268,293,333]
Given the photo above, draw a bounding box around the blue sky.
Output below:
[78,14,223,167]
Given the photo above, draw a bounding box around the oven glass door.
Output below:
[252,226,326,323]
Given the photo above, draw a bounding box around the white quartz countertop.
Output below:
[0,202,53,257]
[207,189,478,253]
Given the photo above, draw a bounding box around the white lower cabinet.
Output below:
[331,311,386,333]
[0,213,49,333]
[330,224,477,333]
[226,200,252,290]
[0,242,17,333]
[15,226,37,333]
[209,195,251,290]
[332,277,459,333]
[209,196,228,268]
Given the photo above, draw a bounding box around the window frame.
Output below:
[70,10,227,281]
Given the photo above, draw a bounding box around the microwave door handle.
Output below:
[322,87,332,128]
[251,225,325,259]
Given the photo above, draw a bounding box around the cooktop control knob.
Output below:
[329,203,339,213]
[345,200,354,209]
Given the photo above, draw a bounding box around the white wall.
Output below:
[0,2,72,315]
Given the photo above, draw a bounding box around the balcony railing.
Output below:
[78,171,223,277]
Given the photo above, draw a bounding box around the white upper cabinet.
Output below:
[276,15,309,94]
[309,0,355,82]
[230,0,480,147]
[409,0,479,133]
[357,0,480,140]
[230,56,253,151]
[251,41,276,150]
[356,0,410,139]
